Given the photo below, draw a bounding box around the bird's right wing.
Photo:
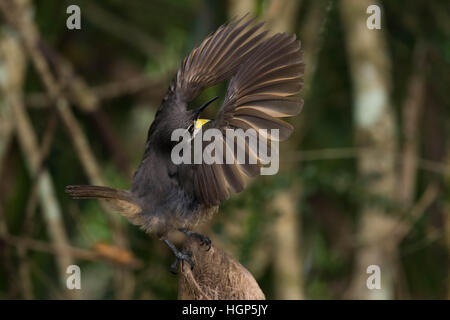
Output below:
[187,32,304,207]
[165,15,268,112]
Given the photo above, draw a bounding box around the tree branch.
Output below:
[0,28,75,296]
[178,238,265,300]
[0,0,135,299]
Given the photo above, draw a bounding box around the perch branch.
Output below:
[178,238,265,300]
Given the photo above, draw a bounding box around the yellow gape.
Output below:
[195,118,210,129]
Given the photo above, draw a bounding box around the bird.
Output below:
[66,15,304,272]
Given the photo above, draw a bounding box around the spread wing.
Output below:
[183,31,304,207]
[164,15,268,112]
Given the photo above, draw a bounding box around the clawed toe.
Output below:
[180,251,195,270]
[178,229,211,251]
[164,238,195,273]
[169,259,179,274]
[170,250,194,273]
[200,236,211,251]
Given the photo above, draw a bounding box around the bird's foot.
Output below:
[170,250,194,274]
[163,237,195,274]
[178,228,211,251]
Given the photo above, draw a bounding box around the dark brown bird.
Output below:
[66,16,304,272]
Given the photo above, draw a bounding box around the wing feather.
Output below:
[173,15,267,105]
[189,30,304,207]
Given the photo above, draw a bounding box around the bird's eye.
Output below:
[187,123,195,133]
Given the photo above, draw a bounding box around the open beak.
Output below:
[189,96,218,137]
[194,96,219,118]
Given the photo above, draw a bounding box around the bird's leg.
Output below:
[162,237,194,274]
[178,228,211,251]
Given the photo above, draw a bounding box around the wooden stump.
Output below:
[178,238,265,300]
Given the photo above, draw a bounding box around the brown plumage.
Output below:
[66,15,304,271]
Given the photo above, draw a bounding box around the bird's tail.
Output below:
[65,185,143,223]
[65,185,129,201]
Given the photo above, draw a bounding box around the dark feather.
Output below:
[65,185,142,221]
[188,31,304,206]
[173,15,267,104]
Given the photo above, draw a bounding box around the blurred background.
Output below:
[0,0,449,299]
